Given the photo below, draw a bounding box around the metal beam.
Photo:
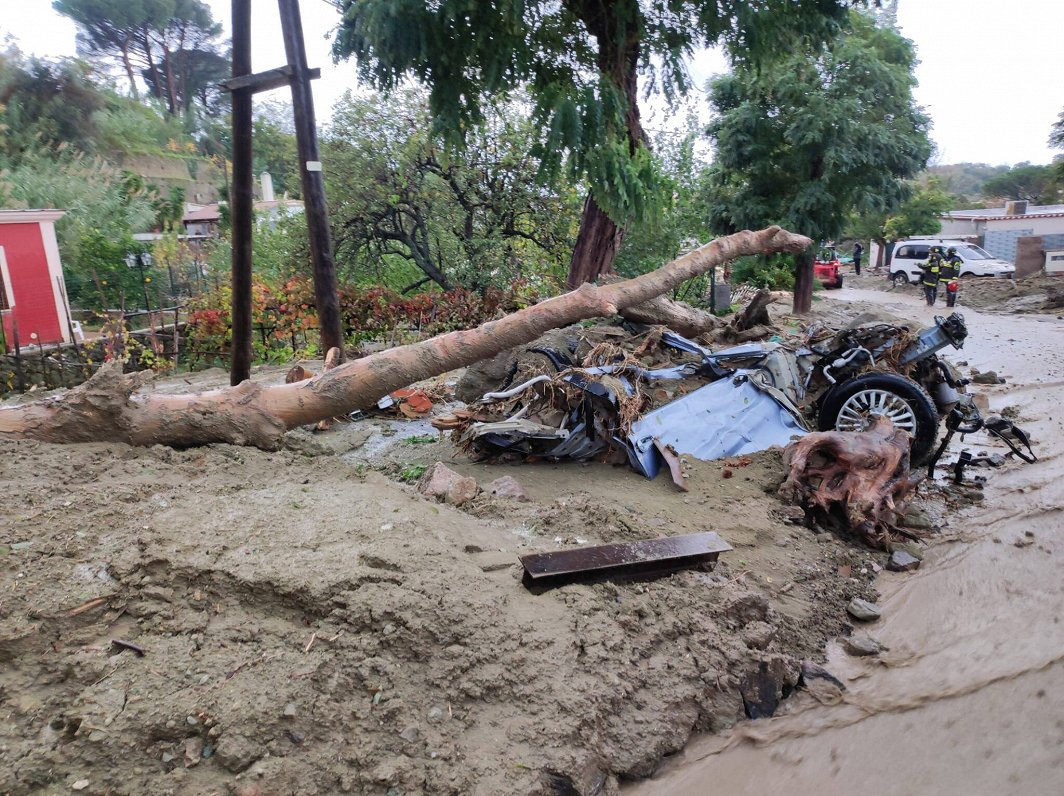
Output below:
[519,531,732,590]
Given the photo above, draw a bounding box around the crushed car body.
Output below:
[435,313,1034,484]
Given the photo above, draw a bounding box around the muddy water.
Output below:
[628,290,1064,795]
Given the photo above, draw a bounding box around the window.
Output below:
[895,246,928,259]
[956,245,992,260]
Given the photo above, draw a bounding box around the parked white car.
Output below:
[888,239,1015,286]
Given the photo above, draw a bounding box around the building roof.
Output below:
[0,208,67,224]
[941,204,1064,222]
[182,199,304,224]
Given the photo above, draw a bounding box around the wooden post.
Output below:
[230,0,254,385]
[278,0,344,362]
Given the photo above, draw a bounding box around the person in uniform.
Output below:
[853,241,863,275]
[941,246,962,307]
[921,246,943,306]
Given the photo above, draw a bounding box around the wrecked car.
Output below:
[435,313,1032,484]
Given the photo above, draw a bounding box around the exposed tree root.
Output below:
[779,415,923,549]
[0,226,809,449]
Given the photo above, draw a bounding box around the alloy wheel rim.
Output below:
[836,389,916,433]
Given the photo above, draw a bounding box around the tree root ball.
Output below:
[779,415,923,549]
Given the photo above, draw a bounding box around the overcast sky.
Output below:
[5,0,1063,166]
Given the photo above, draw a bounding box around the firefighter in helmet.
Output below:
[941,246,962,307]
[921,246,943,306]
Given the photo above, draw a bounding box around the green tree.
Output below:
[54,0,225,120]
[0,51,106,160]
[252,102,300,199]
[848,179,950,269]
[324,89,575,292]
[981,162,1061,205]
[332,0,860,289]
[704,11,931,311]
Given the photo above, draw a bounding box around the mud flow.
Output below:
[628,289,1064,795]
[1,288,1059,795]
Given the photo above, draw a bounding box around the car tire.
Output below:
[890,272,910,288]
[818,372,939,465]
[834,275,843,289]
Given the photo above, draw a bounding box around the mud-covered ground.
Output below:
[0,294,1028,796]
[845,266,1064,314]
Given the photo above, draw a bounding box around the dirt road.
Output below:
[628,287,1064,795]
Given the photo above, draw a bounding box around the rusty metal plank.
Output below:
[520,531,731,590]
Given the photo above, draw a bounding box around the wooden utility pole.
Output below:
[221,0,340,386]
[229,0,254,385]
[278,0,344,361]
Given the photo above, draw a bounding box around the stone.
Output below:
[487,475,531,502]
[399,726,420,742]
[902,506,933,531]
[887,550,921,572]
[741,621,776,650]
[427,706,445,723]
[215,734,265,774]
[282,703,297,717]
[417,463,479,507]
[72,780,90,791]
[815,532,833,544]
[739,655,801,718]
[844,635,886,656]
[846,598,882,621]
[184,737,204,768]
[971,370,1005,385]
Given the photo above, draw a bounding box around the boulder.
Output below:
[488,475,531,502]
[417,463,479,506]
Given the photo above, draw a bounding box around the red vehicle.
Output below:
[814,246,844,290]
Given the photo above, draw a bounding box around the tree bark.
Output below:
[0,227,809,450]
[566,194,626,290]
[564,0,646,289]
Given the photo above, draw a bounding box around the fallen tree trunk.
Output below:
[0,227,809,449]
[598,275,721,338]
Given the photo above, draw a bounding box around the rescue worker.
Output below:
[853,241,863,275]
[921,246,943,306]
[941,246,962,307]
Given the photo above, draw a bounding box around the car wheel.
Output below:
[834,275,843,289]
[818,372,939,465]
[890,272,910,288]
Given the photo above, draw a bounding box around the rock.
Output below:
[417,462,479,507]
[72,780,90,791]
[399,725,420,742]
[971,370,1005,385]
[741,621,776,650]
[488,475,531,502]
[215,734,265,774]
[815,532,833,544]
[844,635,886,656]
[739,655,801,718]
[887,550,921,572]
[427,706,445,723]
[902,505,933,531]
[282,703,297,717]
[846,598,882,621]
[774,537,791,548]
[184,736,204,768]
[800,661,846,702]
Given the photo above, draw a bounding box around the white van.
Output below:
[888,239,1015,286]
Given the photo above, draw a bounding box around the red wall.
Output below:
[1,222,63,348]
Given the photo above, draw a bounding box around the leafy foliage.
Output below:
[332,0,859,232]
[324,89,574,291]
[980,162,1062,205]
[704,11,932,244]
